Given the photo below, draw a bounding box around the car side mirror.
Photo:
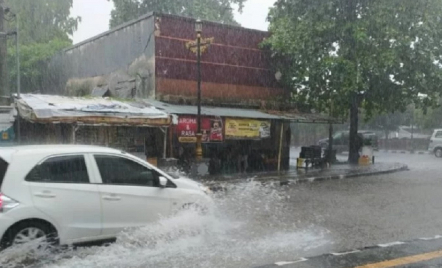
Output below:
[159,176,168,187]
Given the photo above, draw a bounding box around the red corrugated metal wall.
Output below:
[155,15,288,104]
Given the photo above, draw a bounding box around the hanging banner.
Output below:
[177,116,224,143]
[225,118,271,139]
[202,117,223,142]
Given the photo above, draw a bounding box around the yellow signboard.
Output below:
[225,118,271,139]
[178,136,197,143]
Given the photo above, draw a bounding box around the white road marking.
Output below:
[275,258,308,266]
[378,241,405,247]
[331,249,361,256]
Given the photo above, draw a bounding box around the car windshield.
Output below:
[2,0,442,267]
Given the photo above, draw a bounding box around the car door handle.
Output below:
[34,191,56,198]
[103,194,121,201]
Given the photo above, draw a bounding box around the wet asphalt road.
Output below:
[3,150,440,268]
[263,150,442,267]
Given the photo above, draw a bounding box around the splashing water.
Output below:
[0,180,331,268]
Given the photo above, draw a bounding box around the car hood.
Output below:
[173,176,205,191]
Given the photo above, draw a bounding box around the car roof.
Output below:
[0,145,122,163]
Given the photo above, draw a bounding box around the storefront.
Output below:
[173,116,289,174]
[16,94,171,165]
[141,100,291,174]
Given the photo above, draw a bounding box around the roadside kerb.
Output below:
[204,163,409,190]
[273,163,408,186]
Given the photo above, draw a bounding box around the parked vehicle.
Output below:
[318,130,378,153]
[0,145,212,250]
[429,129,442,157]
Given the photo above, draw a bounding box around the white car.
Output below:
[0,145,212,249]
[429,129,442,157]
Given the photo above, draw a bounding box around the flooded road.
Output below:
[1,150,441,268]
[0,181,331,268]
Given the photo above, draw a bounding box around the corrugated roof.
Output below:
[16,94,170,126]
[138,99,281,120]
[265,110,342,123]
[139,99,342,123]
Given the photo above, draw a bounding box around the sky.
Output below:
[71,0,276,44]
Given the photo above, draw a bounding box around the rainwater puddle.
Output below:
[0,181,331,268]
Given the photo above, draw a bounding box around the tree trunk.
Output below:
[328,122,333,164]
[345,0,359,164]
[348,94,359,164]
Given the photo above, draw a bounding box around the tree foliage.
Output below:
[4,0,79,93]
[264,0,442,162]
[108,0,247,28]
[4,0,80,44]
[7,39,71,94]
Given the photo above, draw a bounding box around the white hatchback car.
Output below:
[0,145,212,249]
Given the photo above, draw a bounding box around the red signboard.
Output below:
[177,116,223,143]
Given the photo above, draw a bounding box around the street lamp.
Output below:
[185,19,213,160]
[195,19,203,160]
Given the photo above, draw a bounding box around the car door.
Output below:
[26,154,102,243]
[90,154,172,236]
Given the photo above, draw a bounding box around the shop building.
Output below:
[15,94,171,165]
[34,13,338,173]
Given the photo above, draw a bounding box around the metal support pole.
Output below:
[195,32,203,160]
[328,100,333,164]
[160,127,167,159]
[15,15,20,144]
[328,123,333,163]
[72,125,76,144]
[277,123,284,172]
[410,104,414,153]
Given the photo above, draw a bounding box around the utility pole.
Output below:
[196,19,202,160]
[185,19,213,160]
[0,0,8,101]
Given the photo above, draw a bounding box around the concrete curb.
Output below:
[206,163,409,190]
[278,163,409,186]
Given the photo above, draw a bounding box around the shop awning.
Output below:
[138,99,281,120]
[264,110,343,124]
[138,99,341,124]
[16,94,171,126]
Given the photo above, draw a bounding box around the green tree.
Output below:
[4,0,80,93]
[108,0,247,28]
[264,0,442,163]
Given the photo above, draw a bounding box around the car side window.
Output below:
[94,155,158,187]
[26,155,89,183]
[435,131,442,138]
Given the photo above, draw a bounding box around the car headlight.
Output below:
[198,184,212,195]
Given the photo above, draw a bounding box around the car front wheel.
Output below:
[435,148,442,158]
